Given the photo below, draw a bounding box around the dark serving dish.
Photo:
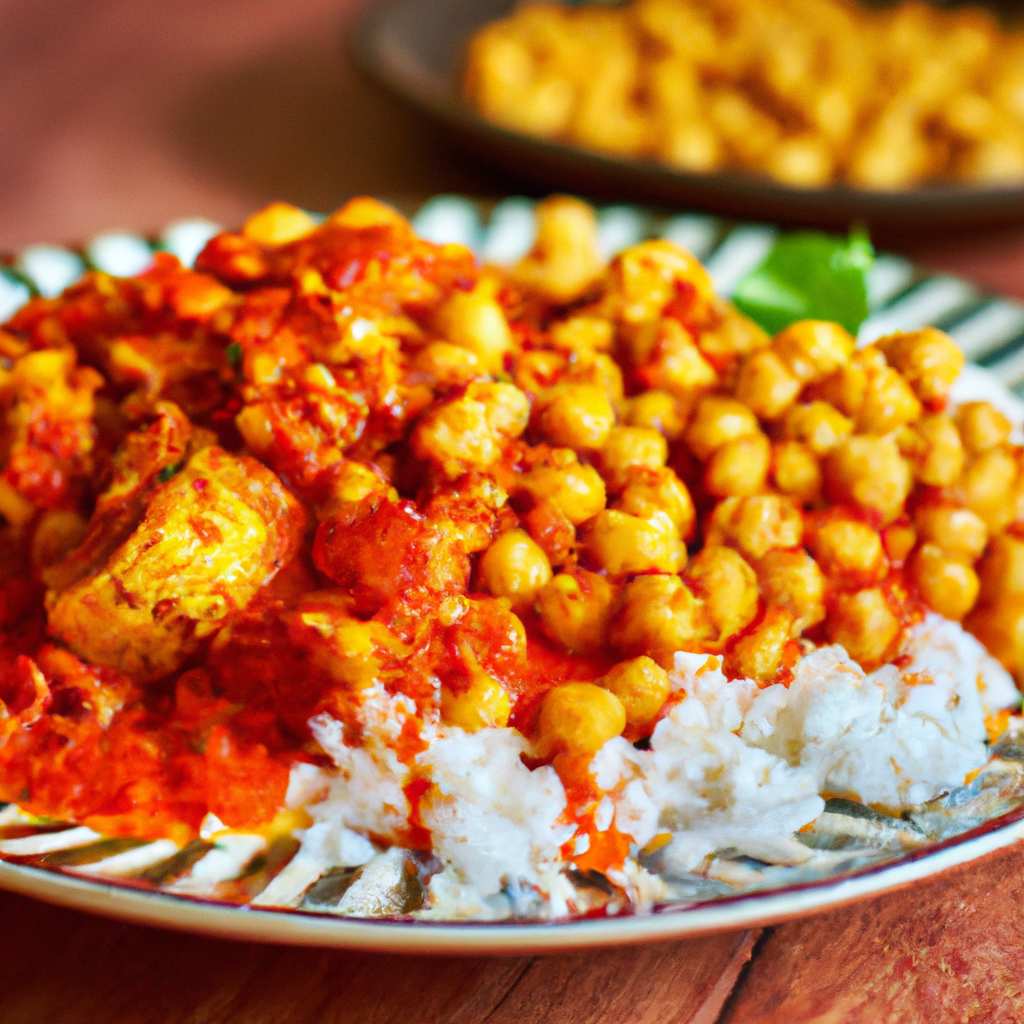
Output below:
[352,0,1024,229]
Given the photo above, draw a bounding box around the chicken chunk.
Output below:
[47,445,306,681]
[43,401,215,594]
[313,485,496,617]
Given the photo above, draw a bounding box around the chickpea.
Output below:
[855,365,921,435]
[480,381,532,437]
[618,318,666,368]
[914,504,987,562]
[956,401,1012,455]
[708,494,803,560]
[611,573,710,666]
[247,349,285,386]
[538,383,616,451]
[827,588,901,670]
[767,135,834,187]
[703,431,769,498]
[898,414,964,486]
[441,672,512,732]
[513,195,603,303]
[849,113,931,190]
[685,396,760,461]
[755,549,826,634]
[607,240,715,325]
[479,529,553,610]
[662,118,722,173]
[812,519,888,583]
[466,22,574,137]
[598,656,671,729]
[588,509,684,575]
[909,543,980,621]
[566,352,625,405]
[686,545,759,641]
[977,533,1024,603]
[771,441,823,505]
[697,306,770,364]
[615,467,695,538]
[519,452,607,525]
[877,328,964,407]
[412,397,499,479]
[413,382,530,479]
[9,346,61,389]
[242,202,317,245]
[806,361,868,419]
[625,389,686,440]
[711,89,780,164]
[965,597,1024,681]
[550,315,614,353]
[328,196,407,230]
[599,425,668,492]
[734,348,801,420]
[514,350,567,397]
[414,342,482,388]
[961,447,1018,532]
[434,288,514,375]
[773,320,855,383]
[536,568,617,654]
[536,682,626,757]
[783,402,853,456]
[729,608,795,684]
[826,435,911,524]
[317,460,393,518]
[522,500,575,567]
[637,320,719,399]
[235,402,275,455]
[882,524,917,566]
[304,363,337,392]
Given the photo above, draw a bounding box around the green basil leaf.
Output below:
[732,228,874,337]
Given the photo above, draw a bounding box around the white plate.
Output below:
[3,198,1024,953]
[0,807,1022,954]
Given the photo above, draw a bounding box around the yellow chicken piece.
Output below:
[47,446,306,681]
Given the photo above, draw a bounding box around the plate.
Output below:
[2,811,1024,953]
[3,197,1024,953]
[352,0,1024,229]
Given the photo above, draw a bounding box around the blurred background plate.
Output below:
[353,0,1024,230]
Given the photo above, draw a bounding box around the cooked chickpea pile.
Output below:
[464,0,1024,189]
[0,194,1020,849]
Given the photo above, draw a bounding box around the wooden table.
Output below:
[2,1,1024,1020]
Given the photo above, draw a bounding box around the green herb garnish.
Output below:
[158,463,182,484]
[732,228,874,337]
[225,342,242,369]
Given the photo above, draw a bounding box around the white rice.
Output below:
[742,614,1017,809]
[286,613,1020,918]
[417,727,574,896]
[298,682,427,843]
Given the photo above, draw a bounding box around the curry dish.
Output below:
[0,197,1021,918]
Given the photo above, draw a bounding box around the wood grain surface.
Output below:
[722,844,1024,1024]
[3,1,1024,1020]
[0,888,757,1023]
[2,848,1024,1022]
